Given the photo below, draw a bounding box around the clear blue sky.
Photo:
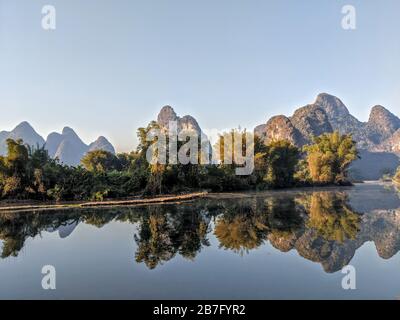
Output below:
[1,0,400,152]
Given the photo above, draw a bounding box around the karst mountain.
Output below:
[1,95,399,178]
[0,123,115,166]
[255,93,400,179]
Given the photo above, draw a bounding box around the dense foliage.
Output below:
[0,129,359,202]
[303,131,359,185]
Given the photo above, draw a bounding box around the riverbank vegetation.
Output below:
[0,129,359,202]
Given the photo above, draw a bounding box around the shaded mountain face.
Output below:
[46,127,116,166]
[384,129,400,152]
[0,122,115,166]
[50,127,89,166]
[290,104,333,142]
[315,93,363,132]
[46,132,64,158]
[0,122,45,156]
[366,105,400,146]
[349,150,400,181]
[88,136,116,154]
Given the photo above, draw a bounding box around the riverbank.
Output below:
[1,181,389,214]
[0,192,208,213]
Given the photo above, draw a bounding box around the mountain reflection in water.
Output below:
[1,183,400,274]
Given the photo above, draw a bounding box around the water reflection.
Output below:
[1,186,400,273]
[301,192,360,243]
[134,207,211,269]
[214,198,268,254]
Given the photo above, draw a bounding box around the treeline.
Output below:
[0,123,359,202]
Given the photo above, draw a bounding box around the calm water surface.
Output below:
[1,183,400,299]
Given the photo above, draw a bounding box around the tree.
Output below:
[0,139,29,197]
[81,150,121,173]
[26,145,56,198]
[262,140,300,188]
[214,128,257,166]
[116,152,140,172]
[4,139,29,174]
[304,131,359,185]
[136,121,166,195]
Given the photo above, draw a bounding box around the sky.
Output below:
[1,0,400,152]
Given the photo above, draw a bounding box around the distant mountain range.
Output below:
[0,105,210,167]
[2,94,399,179]
[255,93,400,152]
[157,98,400,179]
[0,122,115,166]
[255,93,400,179]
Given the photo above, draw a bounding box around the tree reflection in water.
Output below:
[0,189,383,272]
[214,198,268,254]
[299,192,360,243]
[134,206,211,269]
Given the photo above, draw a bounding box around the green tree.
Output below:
[136,122,167,195]
[116,152,140,172]
[304,131,359,185]
[262,140,300,188]
[0,139,29,197]
[81,150,121,173]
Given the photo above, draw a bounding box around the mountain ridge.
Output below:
[2,95,400,178]
[0,123,115,166]
[255,93,400,152]
[255,93,400,179]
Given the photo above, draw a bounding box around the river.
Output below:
[0,182,399,299]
